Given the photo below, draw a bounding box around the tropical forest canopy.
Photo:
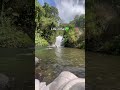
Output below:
[35,0,85,49]
[86,0,120,55]
[0,0,34,48]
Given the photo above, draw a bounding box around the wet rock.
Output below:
[35,79,48,90]
[47,71,85,90]
[0,73,9,90]
[35,71,85,90]
[35,69,44,82]
[63,67,85,78]
[35,57,40,66]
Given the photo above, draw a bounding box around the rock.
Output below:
[0,73,9,90]
[60,78,85,90]
[35,71,44,82]
[35,71,85,90]
[63,67,85,78]
[35,57,40,65]
[35,79,48,90]
[47,71,85,90]
[35,79,40,90]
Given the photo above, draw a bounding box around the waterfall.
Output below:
[55,36,63,47]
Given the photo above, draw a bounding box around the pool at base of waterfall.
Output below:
[35,47,85,84]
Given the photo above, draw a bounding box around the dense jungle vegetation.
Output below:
[0,0,35,47]
[86,0,120,55]
[35,0,85,49]
[1,0,119,54]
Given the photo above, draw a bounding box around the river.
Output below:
[35,47,85,84]
[0,48,34,90]
[0,48,119,89]
[86,52,120,89]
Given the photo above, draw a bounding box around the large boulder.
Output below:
[47,71,85,90]
[35,71,85,90]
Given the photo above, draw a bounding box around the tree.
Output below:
[35,1,59,46]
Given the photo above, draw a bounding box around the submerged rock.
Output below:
[0,73,9,90]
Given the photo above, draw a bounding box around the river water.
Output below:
[35,47,85,83]
[0,48,34,90]
[0,48,119,89]
[86,52,120,89]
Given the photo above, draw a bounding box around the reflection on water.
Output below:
[35,47,85,83]
[86,52,120,90]
[0,48,34,90]
[55,47,62,58]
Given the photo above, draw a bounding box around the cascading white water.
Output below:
[55,36,63,47]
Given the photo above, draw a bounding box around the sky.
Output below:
[38,0,56,6]
[38,0,85,23]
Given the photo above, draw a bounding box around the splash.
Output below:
[55,36,63,47]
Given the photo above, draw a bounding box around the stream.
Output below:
[35,47,85,84]
[0,48,34,90]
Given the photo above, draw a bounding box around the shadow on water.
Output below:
[0,48,34,90]
[35,47,85,84]
[86,52,120,90]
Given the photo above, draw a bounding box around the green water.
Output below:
[86,52,120,90]
[0,48,34,90]
[35,47,85,83]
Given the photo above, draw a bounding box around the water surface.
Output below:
[35,47,85,83]
[86,52,120,90]
[0,48,34,90]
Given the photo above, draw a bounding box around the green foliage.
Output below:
[35,0,59,46]
[35,32,48,46]
[86,0,120,55]
[101,35,120,54]
[78,41,85,49]
[35,0,85,49]
[64,15,85,48]
[70,14,85,30]
[0,17,33,48]
[0,0,35,47]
